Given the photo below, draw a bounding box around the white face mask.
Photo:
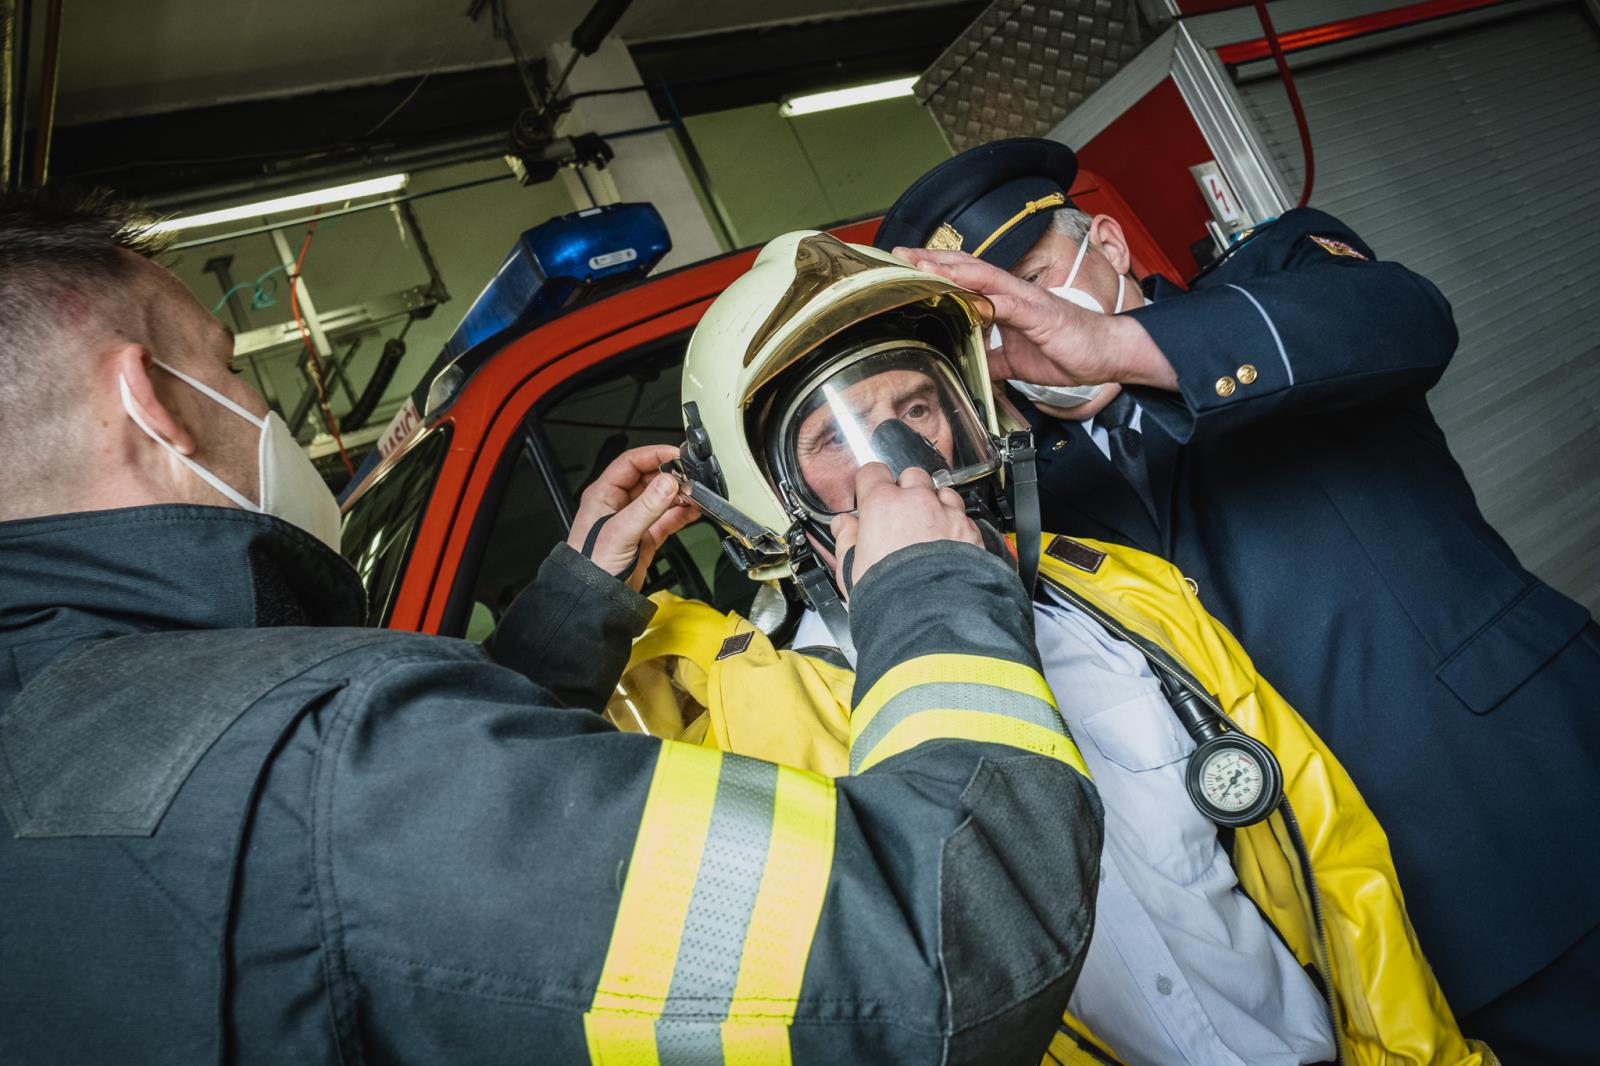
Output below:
[1000,233,1126,410]
[120,358,344,552]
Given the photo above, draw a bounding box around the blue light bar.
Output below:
[417,201,672,415]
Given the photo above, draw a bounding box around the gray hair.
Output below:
[1048,207,1094,244]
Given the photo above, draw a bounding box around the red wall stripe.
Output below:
[1215,0,1511,65]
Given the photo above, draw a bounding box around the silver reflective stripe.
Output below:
[850,682,1066,775]
[656,1022,727,1066]
[655,756,779,1065]
[1226,282,1293,385]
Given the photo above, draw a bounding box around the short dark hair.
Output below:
[0,185,167,290]
[0,188,170,463]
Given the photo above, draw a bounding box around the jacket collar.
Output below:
[1018,394,1167,553]
[0,506,366,678]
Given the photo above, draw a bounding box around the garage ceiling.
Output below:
[56,0,958,123]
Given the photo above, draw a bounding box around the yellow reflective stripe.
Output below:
[852,653,1086,774]
[853,653,1054,739]
[584,1014,660,1065]
[727,766,836,1020]
[856,710,1089,777]
[586,747,838,1065]
[588,743,722,1040]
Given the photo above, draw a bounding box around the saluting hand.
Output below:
[568,444,697,592]
[892,247,1177,393]
[828,463,983,597]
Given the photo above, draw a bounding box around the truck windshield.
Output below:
[340,427,450,625]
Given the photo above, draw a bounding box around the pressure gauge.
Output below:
[1185,732,1283,828]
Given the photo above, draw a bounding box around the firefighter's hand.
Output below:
[829,463,982,597]
[893,247,1178,392]
[569,444,697,591]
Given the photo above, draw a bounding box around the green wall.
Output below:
[681,94,953,248]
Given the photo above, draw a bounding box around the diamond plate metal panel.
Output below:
[918,0,1148,152]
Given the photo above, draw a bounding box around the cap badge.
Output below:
[925,222,964,252]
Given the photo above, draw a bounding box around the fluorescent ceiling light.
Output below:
[148,173,410,234]
[780,76,918,117]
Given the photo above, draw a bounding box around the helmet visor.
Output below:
[774,341,999,518]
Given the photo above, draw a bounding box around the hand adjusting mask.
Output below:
[1002,230,1126,410]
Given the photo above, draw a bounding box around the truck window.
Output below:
[454,336,760,639]
[340,427,450,626]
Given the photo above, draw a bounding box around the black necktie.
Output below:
[1098,389,1157,524]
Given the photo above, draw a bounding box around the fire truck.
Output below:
[338,173,1180,637]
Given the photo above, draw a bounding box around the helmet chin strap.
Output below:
[786,523,858,667]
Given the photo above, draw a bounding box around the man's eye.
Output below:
[1024,272,1043,285]
[904,403,931,420]
[801,432,837,454]
[227,364,244,376]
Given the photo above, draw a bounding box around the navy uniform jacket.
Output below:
[0,507,1100,1064]
[1026,207,1600,1013]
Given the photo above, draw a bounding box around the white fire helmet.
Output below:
[673,230,1040,612]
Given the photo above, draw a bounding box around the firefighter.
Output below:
[875,138,1600,1057]
[635,228,1494,1065]
[0,189,1103,1064]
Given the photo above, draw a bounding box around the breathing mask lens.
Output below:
[775,342,998,520]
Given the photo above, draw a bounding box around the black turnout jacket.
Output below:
[0,505,1101,1065]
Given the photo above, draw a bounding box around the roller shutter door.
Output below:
[1236,3,1600,614]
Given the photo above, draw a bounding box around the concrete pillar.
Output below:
[547,38,725,271]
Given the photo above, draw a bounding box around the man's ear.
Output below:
[114,344,197,456]
[1091,215,1134,276]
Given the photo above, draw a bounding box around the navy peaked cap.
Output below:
[874,137,1079,269]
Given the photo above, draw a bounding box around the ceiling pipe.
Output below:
[2,0,24,189]
[29,0,60,185]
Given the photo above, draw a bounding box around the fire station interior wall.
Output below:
[674,95,953,250]
[1235,3,1600,614]
[164,159,581,448]
[1073,79,1219,279]
[169,98,950,457]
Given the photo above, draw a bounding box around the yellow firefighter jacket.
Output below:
[605,535,1496,1066]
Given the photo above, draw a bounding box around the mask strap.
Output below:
[794,553,857,667]
[1006,431,1041,598]
[149,357,268,430]
[1063,232,1093,291]
[119,375,262,512]
[1114,274,1126,315]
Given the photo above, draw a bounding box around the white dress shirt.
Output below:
[793,592,1336,1065]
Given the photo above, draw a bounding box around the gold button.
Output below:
[1215,375,1237,397]
[1236,363,1257,385]
[1183,577,1199,596]
[1052,439,1067,451]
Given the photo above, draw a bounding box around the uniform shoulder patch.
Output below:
[1307,234,1369,260]
[716,632,755,660]
[1045,537,1106,574]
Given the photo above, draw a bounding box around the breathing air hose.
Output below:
[1251,0,1315,209]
